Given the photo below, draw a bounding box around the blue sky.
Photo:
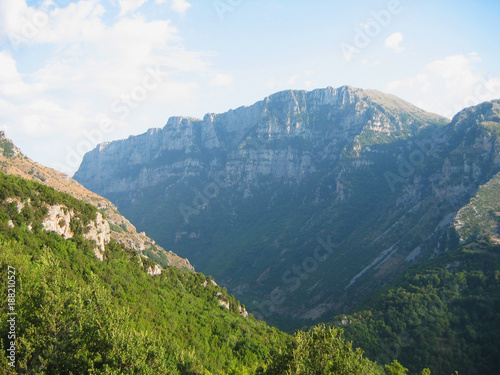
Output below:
[1,0,499,175]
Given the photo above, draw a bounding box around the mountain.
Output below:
[0,159,412,374]
[0,131,193,270]
[74,86,500,331]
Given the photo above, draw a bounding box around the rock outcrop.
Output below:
[4,196,112,261]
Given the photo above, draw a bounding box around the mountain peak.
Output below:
[451,98,500,124]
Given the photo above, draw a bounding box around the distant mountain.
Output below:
[0,131,193,270]
[74,86,500,330]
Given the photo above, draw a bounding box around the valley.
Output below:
[74,87,500,331]
[1,88,499,374]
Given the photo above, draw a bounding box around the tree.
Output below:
[385,360,408,375]
[265,324,382,374]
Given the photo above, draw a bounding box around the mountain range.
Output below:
[74,86,500,330]
[1,86,499,374]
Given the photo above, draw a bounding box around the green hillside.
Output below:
[0,172,409,374]
[338,243,500,375]
[0,172,284,373]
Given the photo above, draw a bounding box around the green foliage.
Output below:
[0,173,291,373]
[0,172,414,374]
[0,134,15,158]
[454,172,500,243]
[0,229,291,373]
[1,244,180,374]
[385,360,408,375]
[262,324,382,375]
[109,223,124,233]
[340,246,500,375]
[0,172,99,230]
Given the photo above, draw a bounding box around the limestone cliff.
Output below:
[42,204,110,260]
[74,86,445,195]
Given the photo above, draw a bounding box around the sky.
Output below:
[1,0,500,175]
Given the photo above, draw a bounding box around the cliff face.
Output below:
[74,87,500,327]
[40,204,110,260]
[74,86,445,195]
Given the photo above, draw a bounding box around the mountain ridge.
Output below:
[73,87,500,329]
[74,86,446,195]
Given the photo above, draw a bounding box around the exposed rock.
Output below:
[74,86,445,196]
[239,305,249,318]
[42,205,74,238]
[147,264,163,276]
[41,204,111,259]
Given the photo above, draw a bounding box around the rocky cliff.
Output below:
[75,86,445,195]
[4,196,111,260]
[74,87,500,328]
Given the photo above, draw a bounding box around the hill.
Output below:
[0,131,192,270]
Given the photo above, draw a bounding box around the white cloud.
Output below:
[288,74,299,85]
[118,0,147,16]
[210,73,233,87]
[171,0,191,14]
[0,0,108,48]
[0,0,217,174]
[0,51,30,96]
[385,32,404,53]
[387,53,500,117]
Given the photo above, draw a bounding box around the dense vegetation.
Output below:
[454,171,500,243]
[339,243,500,375]
[0,172,99,234]
[3,171,495,374]
[1,172,430,374]
[0,173,287,373]
[0,134,15,158]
